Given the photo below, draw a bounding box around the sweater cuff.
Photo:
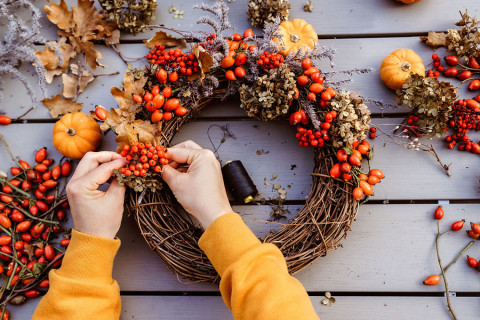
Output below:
[56,229,121,284]
[199,212,260,277]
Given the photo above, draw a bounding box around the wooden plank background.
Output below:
[1,0,479,319]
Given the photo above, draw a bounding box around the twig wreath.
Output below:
[94,1,384,283]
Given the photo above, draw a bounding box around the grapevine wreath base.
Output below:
[94,1,381,283]
[125,97,359,283]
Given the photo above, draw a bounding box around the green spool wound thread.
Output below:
[222,160,258,203]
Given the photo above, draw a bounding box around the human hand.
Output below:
[66,152,128,239]
[161,141,232,229]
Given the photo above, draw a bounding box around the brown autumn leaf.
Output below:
[35,38,76,83]
[110,73,146,115]
[132,120,158,143]
[45,0,119,70]
[114,122,138,151]
[420,31,448,47]
[99,107,131,131]
[23,242,45,261]
[44,0,73,30]
[42,94,83,118]
[144,31,187,50]
[188,45,215,81]
[61,66,95,98]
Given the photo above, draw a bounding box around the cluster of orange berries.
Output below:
[221,29,257,81]
[146,44,199,75]
[295,110,338,147]
[257,51,284,70]
[296,58,337,106]
[118,142,169,177]
[328,140,384,200]
[130,83,187,123]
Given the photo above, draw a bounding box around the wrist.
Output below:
[198,206,233,229]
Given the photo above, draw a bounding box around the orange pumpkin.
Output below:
[52,112,102,159]
[380,49,425,90]
[276,19,318,56]
[395,0,420,3]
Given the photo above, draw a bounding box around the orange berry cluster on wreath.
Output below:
[221,29,256,81]
[329,140,385,200]
[118,142,169,177]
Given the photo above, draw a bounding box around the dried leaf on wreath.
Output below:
[143,30,187,50]
[42,94,83,118]
[110,73,147,115]
[188,45,215,81]
[114,122,139,151]
[420,31,447,47]
[132,119,158,144]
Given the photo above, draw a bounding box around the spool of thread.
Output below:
[222,160,258,203]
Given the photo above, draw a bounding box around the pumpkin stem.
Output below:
[65,128,76,136]
[401,62,411,72]
[290,34,300,43]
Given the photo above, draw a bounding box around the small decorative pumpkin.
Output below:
[277,19,318,56]
[52,112,102,159]
[380,49,425,90]
[395,0,420,3]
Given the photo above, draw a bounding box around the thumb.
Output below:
[105,177,126,201]
[161,164,183,188]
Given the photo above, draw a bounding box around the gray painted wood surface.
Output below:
[0,0,479,319]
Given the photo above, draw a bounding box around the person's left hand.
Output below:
[66,152,127,239]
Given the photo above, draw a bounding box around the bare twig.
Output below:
[436,220,457,320]
[12,106,36,121]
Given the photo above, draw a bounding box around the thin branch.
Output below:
[436,220,457,320]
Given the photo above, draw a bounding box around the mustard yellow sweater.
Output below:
[33,213,319,320]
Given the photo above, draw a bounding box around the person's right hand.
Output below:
[161,141,232,229]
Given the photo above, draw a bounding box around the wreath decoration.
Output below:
[93,1,384,283]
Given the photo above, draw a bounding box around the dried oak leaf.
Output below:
[188,45,215,81]
[143,31,187,50]
[44,0,73,30]
[61,65,95,98]
[42,94,83,118]
[35,38,76,83]
[46,0,119,70]
[110,73,147,116]
[114,122,138,151]
[420,31,448,47]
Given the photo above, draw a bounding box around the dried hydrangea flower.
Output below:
[395,74,456,138]
[247,0,290,28]
[239,64,296,121]
[99,0,157,34]
[329,91,371,148]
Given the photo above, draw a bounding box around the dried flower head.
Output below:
[247,0,290,28]
[447,10,480,58]
[396,74,456,138]
[421,10,480,58]
[99,0,157,34]
[329,91,371,148]
[239,64,296,121]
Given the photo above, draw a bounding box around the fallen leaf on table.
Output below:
[61,64,95,98]
[144,30,187,50]
[42,94,83,118]
[420,31,447,47]
[188,45,215,81]
[44,0,73,30]
[43,0,119,70]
